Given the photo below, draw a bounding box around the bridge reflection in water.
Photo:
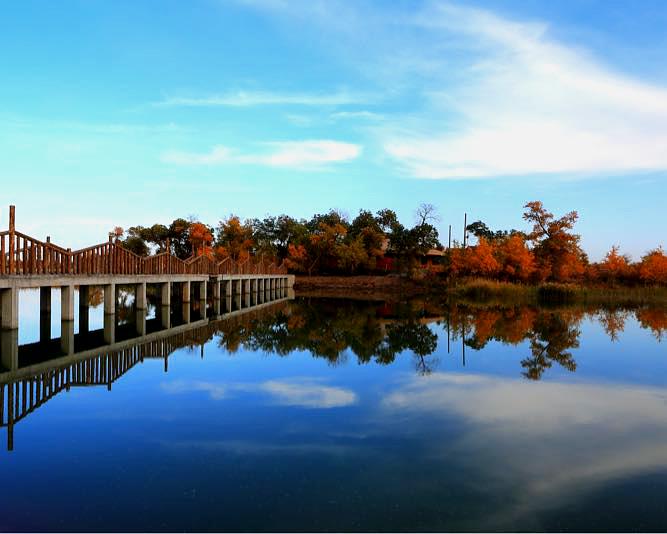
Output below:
[0,285,293,451]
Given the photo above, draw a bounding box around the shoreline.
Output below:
[294,275,667,305]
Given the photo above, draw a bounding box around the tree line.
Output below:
[113,200,667,285]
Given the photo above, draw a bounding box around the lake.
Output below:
[1,289,666,531]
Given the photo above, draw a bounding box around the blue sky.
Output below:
[1,0,666,259]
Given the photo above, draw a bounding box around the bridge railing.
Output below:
[143,252,188,275]
[1,206,290,277]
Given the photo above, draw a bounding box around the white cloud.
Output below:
[382,372,667,524]
[154,90,367,108]
[259,379,357,408]
[162,378,357,409]
[162,380,227,400]
[161,145,232,165]
[239,0,667,178]
[161,140,361,170]
[381,3,667,178]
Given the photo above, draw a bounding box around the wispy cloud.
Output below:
[161,140,361,169]
[161,145,232,165]
[240,0,667,179]
[154,89,369,108]
[162,380,227,399]
[260,379,357,408]
[161,378,357,409]
[383,371,667,525]
[384,3,667,178]
[330,110,384,121]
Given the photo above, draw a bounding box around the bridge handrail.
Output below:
[1,206,291,277]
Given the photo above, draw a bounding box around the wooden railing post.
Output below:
[8,205,15,274]
[108,235,112,274]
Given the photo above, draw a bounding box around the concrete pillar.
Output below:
[79,285,89,334]
[136,282,147,310]
[6,381,14,450]
[61,320,75,355]
[40,287,51,312]
[234,293,241,311]
[160,305,171,329]
[0,329,18,371]
[40,309,51,342]
[161,281,171,307]
[1,289,18,330]
[225,295,232,314]
[259,278,265,293]
[136,308,147,336]
[104,283,116,315]
[182,301,191,323]
[39,287,52,341]
[182,281,191,303]
[235,279,242,296]
[104,313,115,344]
[224,280,232,298]
[212,280,221,317]
[61,285,74,321]
[245,285,251,308]
[198,281,207,319]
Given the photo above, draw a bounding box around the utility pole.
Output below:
[463,212,467,248]
[448,225,452,249]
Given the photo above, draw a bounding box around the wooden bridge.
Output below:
[0,289,291,452]
[0,205,294,332]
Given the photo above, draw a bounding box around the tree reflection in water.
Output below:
[212,298,667,380]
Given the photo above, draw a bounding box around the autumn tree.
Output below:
[215,215,254,261]
[465,237,500,277]
[595,246,632,285]
[523,201,587,282]
[189,222,214,258]
[284,243,309,273]
[638,248,667,285]
[336,236,368,273]
[109,226,124,243]
[495,234,536,282]
[305,221,348,275]
[250,215,308,260]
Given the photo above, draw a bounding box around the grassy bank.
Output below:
[294,275,667,306]
[443,279,667,306]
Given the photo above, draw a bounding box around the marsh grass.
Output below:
[443,278,667,306]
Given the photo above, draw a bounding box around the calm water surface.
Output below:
[1,289,667,532]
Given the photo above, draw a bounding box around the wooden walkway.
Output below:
[0,206,295,331]
[0,205,287,276]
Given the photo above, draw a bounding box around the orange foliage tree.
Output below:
[523,201,586,282]
[215,216,254,261]
[284,243,309,273]
[188,223,213,258]
[465,238,500,277]
[495,234,536,282]
[594,246,632,285]
[638,248,667,285]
